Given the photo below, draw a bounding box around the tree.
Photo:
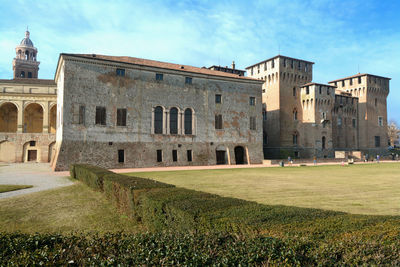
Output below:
[387,120,400,147]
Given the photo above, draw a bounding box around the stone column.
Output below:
[17,101,23,133]
[178,110,183,135]
[164,110,169,135]
[42,102,49,133]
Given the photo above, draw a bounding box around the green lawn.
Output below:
[129,163,400,216]
[0,184,33,193]
[0,183,142,234]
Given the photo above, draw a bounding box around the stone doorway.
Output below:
[216,151,226,165]
[234,146,246,164]
[28,150,37,161]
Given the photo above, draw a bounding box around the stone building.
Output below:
[0,31,57,163]
[246,55,390,159]
[52,54,263,170]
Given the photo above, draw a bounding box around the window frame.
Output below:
[95,106,106,126]
[116,68,125,77]
[156,73,163,81]
[116,108,127,127]
[118,149,125,163]
[185,77,192,84]
[215,94,222,104]
[249,96,256,106]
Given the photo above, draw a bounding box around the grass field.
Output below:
[0,184,33,193]
[0,183,142,234]
[129,163,400,216]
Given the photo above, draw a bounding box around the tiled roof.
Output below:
[246,55,315,69]
[301,82,336,88]
[0,78,56,85]
[329,73,391,83]
[62,54,260,81]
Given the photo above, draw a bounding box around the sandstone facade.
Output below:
[0,31,56,163]
[52,54,263,170]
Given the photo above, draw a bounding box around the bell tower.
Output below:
[12,29,40,79]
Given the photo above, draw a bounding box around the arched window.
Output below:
[293,109,298,120]
[154,106,163,134]
[170,107,178,134]
[184,108,192,135]
[322,136,326,149]
[20,71,25,78]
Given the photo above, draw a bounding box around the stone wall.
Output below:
[53,55,263,170]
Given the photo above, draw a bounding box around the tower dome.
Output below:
[12,29,40,79]
[19,30,34,47]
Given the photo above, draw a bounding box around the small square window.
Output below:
[172,150,178,162]
[249,97,256,106]
[215,94,222,104]
[157,150,162,162]
[118,150,124,163]
[187,150,192,162]
[156,73,163,81]
[185,77,192,84]
[116,68,125,76]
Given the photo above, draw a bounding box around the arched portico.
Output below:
[23,103,43,133]
[0,102,18,132]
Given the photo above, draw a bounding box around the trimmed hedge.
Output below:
[71,164,113,191]
[2,232,400,266]
[102,173,174,219]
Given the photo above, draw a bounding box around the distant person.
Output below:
[288,156,293,166]
[392,153,395,160]
[366,154,369,162]
[376,154,380,163]
[313,156,317,165]
[396,154,399,161]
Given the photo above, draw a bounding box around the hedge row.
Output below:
[2,232,400,266]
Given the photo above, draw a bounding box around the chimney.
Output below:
[231,61,235,69]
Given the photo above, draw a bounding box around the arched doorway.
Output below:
[0,141,16,162]
[49,105,57,133]
[24,103,43,133]
[0,102,18,132]
[234,146,246,165]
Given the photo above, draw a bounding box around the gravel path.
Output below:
[0,163,73,199]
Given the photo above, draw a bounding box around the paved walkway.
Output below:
[0,163,73,199]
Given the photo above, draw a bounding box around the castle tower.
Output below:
[12,30,40,79]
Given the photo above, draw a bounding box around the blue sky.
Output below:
[0,0,399,120]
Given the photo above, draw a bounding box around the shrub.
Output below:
[102,173,174,219]
[71,164,113,191]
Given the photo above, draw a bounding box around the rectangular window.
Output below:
[118,149,124,163]
[327,88,330,95]
[358,76,362,84]
[342,80,345,87]
[350,78,353,85]
[375,136,380,147]
[283,59,286,67]
[306,86,309,94]
[185,77,192,84]
[187,150,192,162]
[95,106,106,125]
[249,97,256,106]
[28,72,32,78]
[157,150,162,162]
[338,117,342,126]
[79,105,85,125]
[378,116,383,126]
[156,73,163,81]
[293,87,296,96]
[215,94,222,104]
[319,86,322,94]
[291,60,294,69]
[298,61,301,70]
[215,114,223,129]
[352,118,356,128]
[172,150,178,162]
[271,60,275,68]
[293,134,298,145]
[117,108,127,126]
[250,116,256,130]
[116,68,125,76]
